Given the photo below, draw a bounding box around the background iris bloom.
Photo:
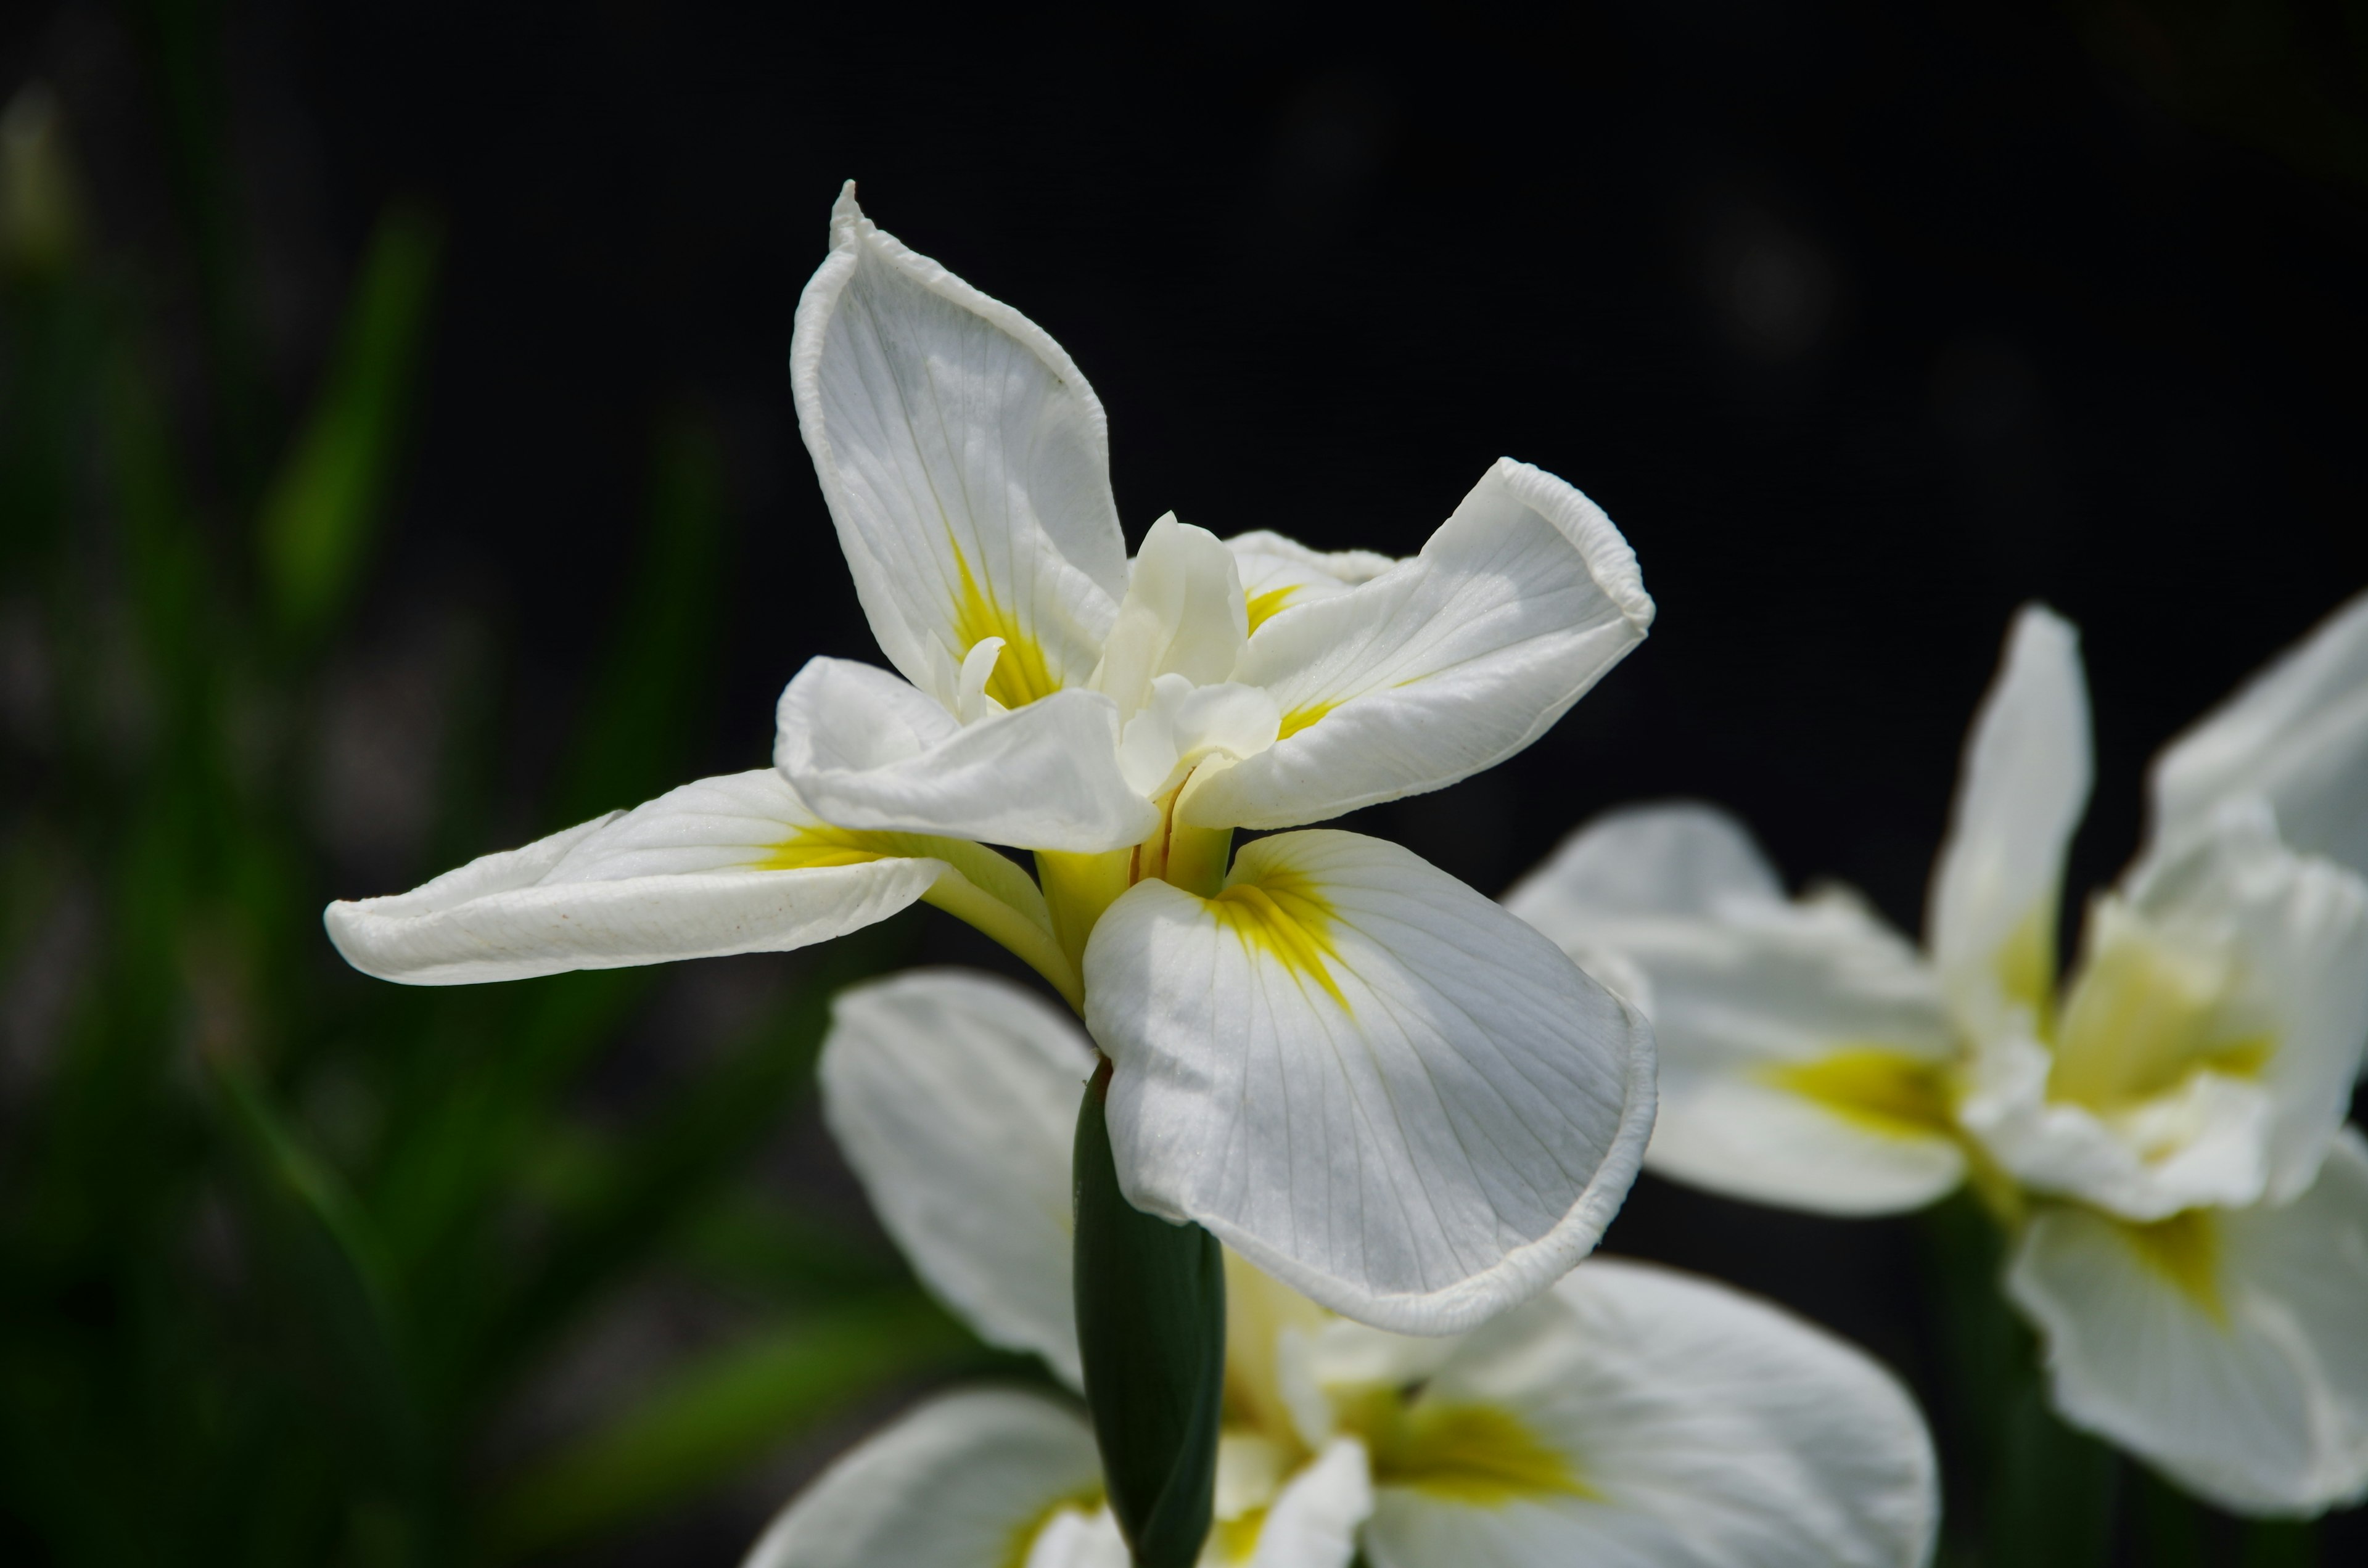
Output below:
[324,187,1659,1334]
[740,969,1940,1568]
[1507,594,2368,1514]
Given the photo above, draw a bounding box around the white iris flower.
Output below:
[324,185,1659,1333]
[1507,596,2368,1514]
[739,970,1939,1568]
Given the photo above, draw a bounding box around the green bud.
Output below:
[1073,1057,1224,1568]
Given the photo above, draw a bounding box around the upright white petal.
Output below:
[820,971,1092,1388]
[741,1389,1103,1568]
[1360,1259,1938,1568]
[790,184,1125,712]
[1091,516,1251,716]
[1962,803,2368,1218]
[1083,829,1656,1335]
[324,770,952,985]
[777,657,1159,853]
[1928,604,2091,1045]
[2006,1131,2368,1516]
[2150,588,2368,881]
[1183,461,1652,832]
[1508,806,1963,1215]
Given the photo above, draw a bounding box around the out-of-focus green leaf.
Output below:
[483,1294,971,1558]
[257,204,441,639]
[475,934,905,1392]
[545,408,731,829]
[1,83,83,276]
[2242,1519,2319,1567]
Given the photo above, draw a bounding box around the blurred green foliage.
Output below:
[0,49,988,1568]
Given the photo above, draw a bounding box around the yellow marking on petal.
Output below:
[2050,908,2268,1112]
[951,547,1060,708]
[1209,870,1348,1011]
[1244,585,1298,633]
[1996,895,2061,1040]
[756,824,898,871]
[1211,1507,1268,1562]
[2115,1209,2226,1326]
[1762,1048,1957,1141]
[1000,1490,1104,1568]
[1275,697,1339,740]
[1363,1402,1597,1507]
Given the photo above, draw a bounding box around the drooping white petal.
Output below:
[741,1389,1103,1568]
[1182,461,1652,832]
[1963,802,2368,1219]
[1361,1259,1938,1568]
[1928,604,2092,1046]
[1090,515,1251,716]
[777,657,1158,853]
[819,971,1092,1388]
[324,770,955,985]
[790,183,1125,712]
[1215,1439,1373,1568]
[2005,1131,2368,1517]
[1082,829,1656,1334]
[1225,530,1397,634]
[1507,806,1963,1216]
[2150,588,2368,882]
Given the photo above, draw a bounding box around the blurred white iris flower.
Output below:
[1508,596,2368,1514]
[324,184,1659,1332]
[739,970,1939,1568]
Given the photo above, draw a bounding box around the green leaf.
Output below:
[257,203,440,639]
[482,1295,968,1558]
[1072,1059,1223,1568]
[544,408,731,830]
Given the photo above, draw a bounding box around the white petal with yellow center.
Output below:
[820,971,1091,1388]
[1082,829,1656,1334]
[741,1389,1103,1568]
[776,656,1157,854]
[1182,459,1652,832]
[2005,1131,2368,1516]
[323,770,1014,985]
[1960,802,2368,1219]
[1507,804,1963,1216]
[1928,604,2091,1048]
[1359,1259,1938,1568]
[2150,587,2368,884]
[790,183,1124,713]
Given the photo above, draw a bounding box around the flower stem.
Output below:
[1072,1057,1224,1568]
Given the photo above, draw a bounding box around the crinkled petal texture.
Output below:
[1361,1259,1938,1568]
[2151,588,2368,882]
[2005,1131,2368,1517]
[1183,461,1653,832]
[1508,805,1963,1216]
[323,770,984,985]
[777,657,1157,853]
[1928,604,2091,1046]
[1083,829,1656,1334]
[1960,803,2368,1219]
[820,971,1091,1387]
[789,183,1124,713]
[741,1389,1103,1568]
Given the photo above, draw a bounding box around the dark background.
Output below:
[6,0,2366,1562]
